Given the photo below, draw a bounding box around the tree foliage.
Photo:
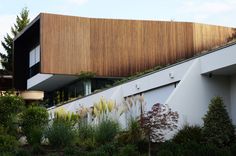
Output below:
[202,96,235,147]
[141,103,179,143]
[0,95,25,129]
[0,7,30,73]
[172,124,202,144]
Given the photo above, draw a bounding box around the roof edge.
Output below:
[13,13,41,41]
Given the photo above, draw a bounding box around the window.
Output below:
[29,45,40,68]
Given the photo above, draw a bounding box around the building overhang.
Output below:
[27,73,78,92]
[200,43,236,76]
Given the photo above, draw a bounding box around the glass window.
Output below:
[35,45,40,63]
[29,49,35,67]
[29,45,40,68]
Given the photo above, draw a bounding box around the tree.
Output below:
[0,95,25,137]
[140,103,179,155]
[0,7,30,73]
[202,96,235,147]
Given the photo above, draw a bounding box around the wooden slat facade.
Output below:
[40,13,236,77]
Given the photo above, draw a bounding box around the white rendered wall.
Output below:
[48,60,193,114]
[143,84,176,111]
[201,44,236,74]
[166,59,230,129]
[122,60,192,97]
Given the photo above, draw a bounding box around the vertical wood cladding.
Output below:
[40,13,236,77]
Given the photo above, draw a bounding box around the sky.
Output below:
[0,0,236,56]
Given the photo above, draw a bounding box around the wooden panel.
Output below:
[193,23,236,53]
[40,13,236,77]
[40,14,91,74]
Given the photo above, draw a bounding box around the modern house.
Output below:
[13,13,236,107]
[46,41,236,138]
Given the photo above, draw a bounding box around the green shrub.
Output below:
[117,118,144,145]
[47,153,58,156]
[217,147,231,156]
[16,149,31,156]
[31,144,45,155]
[97,143,118,156]
[172,125,202,144]
[21,106,48,145]
[137,139,149,154]
[64,146,83,156]
[76,122,96,150]
[46,118,77,148]
[202,96,235,147]
[197,144,219,156]
[180,141,201,156]
[230,143,236,155]
[86,151,108,156]
[157,141,181,156]
[94,119,119,144]
[0,96,25,135]
[117,144,140,156]
[0,133,18,154]
[157,150,173,156]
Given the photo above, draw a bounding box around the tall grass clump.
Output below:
[94,119,120,144]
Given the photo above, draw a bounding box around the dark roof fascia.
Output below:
[13,13,41,41]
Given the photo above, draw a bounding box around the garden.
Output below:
[0,95,236,156]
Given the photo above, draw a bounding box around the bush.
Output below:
[117,118,144,145]
[94,119,120,144]
[217,147,231,156]
[137,139,149,154]
[172,125,202,144]
[157,141,180,156]
[97,143,118,156]
[157,150,173,156]
[31,144,45,155]
[231,143,236,155]
[21,106,48,145]
[76,122,96,150]
[180,141,201,156]
[0,96,25,135]
[202,96,235,147]
[64,146,83,156]
[47,153,58,156]
[86,151,108,156]
[197,144,220,156]
[0,133,19,154]
[46,118,77,148]
[117,144,140,156]
[16,149,31,156]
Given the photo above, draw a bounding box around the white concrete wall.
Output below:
[143,83,176,111]
[201,44,236,74]
[230,75,236,125]
[166,59,230,128]
[122,60,193,97]
[48,60,193,114]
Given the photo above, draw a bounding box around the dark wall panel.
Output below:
[13,20,40,90]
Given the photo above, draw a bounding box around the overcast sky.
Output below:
[0,0,236,55]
